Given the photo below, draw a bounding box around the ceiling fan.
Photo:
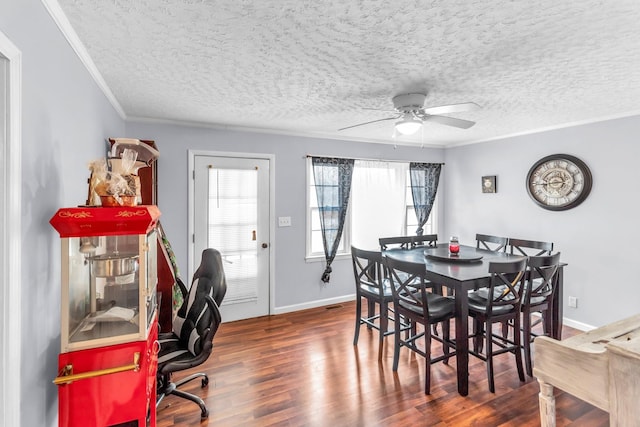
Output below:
[339,93,480,135]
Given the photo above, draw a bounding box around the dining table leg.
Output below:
[551,267,564,340]
[454,288,469,396]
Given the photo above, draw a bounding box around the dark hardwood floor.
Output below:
[156,301,608,426]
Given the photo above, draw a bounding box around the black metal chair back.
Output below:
[509,238,553,257]
[485,258,528,316]
[379,234,437,250]
[476,233,508,252]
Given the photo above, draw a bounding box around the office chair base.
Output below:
[157,372,211,419]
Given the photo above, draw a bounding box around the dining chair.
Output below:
[521,252,562,376]
[378,234,438,250]
[382,255,456,394]
[468,257,527,393]
[410,234,438,248]
[476,233,508,252]
[379,234,443,333]
[508,237,553,256]
[351,246,404,360]
[503,237,554,337]
[379,236,414,250]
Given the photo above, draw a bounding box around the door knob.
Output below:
[262,243,268,248]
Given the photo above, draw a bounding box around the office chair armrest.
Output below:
[176,277,188,299]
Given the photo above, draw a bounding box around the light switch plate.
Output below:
[278,216,292,227]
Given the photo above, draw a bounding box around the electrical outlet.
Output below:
[278,216,292,227]
[568,296,578,308]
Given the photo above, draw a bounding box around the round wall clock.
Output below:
[526,154,592,211]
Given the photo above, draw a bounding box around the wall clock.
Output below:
[526,154,592,211]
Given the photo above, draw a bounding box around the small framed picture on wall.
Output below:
[482,176,497,193]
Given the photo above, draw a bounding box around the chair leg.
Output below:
[174,372,208,388]
[513,316,526,382]
[501,320,510,339]
[353,296,362,345]
[473,318,482,353]
[442,319,451,365]
[367,299,375,329]
[378,302,388,360]
[431,285,442,336]
[424,325,432,394]
[170,388,209,419]
[522,309,534,377]
[486,322,495,393]
[392,311,402,371]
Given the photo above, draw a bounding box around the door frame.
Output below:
[0,30,22,427]
[188,150,275,316]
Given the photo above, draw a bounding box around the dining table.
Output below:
[383,243,565,396]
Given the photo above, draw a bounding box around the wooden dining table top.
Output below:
[383,243,525,287]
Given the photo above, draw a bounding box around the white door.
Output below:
[193,154,271,322]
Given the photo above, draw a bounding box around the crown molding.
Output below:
[41,0,126,119]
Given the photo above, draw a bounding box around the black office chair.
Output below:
[156,248,227,419]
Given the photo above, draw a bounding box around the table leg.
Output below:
[538,380,556,427]
[454,289,469,396]
[552,267,564,340]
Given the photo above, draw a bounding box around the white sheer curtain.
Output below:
[351,160,409,249]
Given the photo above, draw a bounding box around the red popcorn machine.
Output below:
[50,205,160,427]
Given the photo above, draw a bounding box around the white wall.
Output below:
[125,121,446,310]
[444,116,640,328]
[1,1,125,425]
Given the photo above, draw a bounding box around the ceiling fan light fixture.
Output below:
[395,114,422,135]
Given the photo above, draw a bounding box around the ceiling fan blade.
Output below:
[362,107,397,112]
[422,114,476,129]
[422,102,481,116]
[338,116,398,131]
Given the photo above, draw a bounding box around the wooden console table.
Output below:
[534,314,640,426]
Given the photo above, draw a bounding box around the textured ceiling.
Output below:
[54,0,640,147]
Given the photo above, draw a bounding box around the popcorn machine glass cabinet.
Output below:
[61,230,158,352]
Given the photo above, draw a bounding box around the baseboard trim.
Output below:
[562,316,595,332]
[274,299,597,333]
[273,294,356,315]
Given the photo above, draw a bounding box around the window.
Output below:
[306,159,438,258]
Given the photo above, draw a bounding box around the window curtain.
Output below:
[312,157,354,283]
[409,162,442,235]
[351,160,408,249]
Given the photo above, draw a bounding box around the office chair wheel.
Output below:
[201,376,209,387]
[201,408,210,420]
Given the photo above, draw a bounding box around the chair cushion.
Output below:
[523,279,549,306]
[157,332,191,365]
[359,279,393,298]
[399,293,455,319]
[468,290,516,315]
